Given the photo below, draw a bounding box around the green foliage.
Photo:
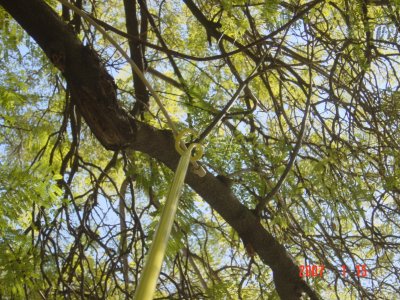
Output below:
[1,0,400,298]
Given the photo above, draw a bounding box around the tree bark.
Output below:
[123,0,149,116]
[0,0,319,299]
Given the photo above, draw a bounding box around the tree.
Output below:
[0,0,399,299]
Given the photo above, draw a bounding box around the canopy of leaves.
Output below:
[0,0,399,299]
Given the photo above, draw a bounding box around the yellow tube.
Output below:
[133,143,202,300]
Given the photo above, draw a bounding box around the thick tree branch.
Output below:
[123,0,149,116]
[0,0,319,299]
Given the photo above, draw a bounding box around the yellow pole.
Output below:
[133,139,202,300]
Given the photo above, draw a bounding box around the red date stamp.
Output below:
[299,265,325,278]
[342,264,368,277]
[299,264,368,278]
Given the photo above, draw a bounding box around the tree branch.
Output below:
[123,0,149,116]
[0,0,319,298]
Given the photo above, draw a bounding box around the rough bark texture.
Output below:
[0,0,319,299]
[123,0,149,116]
